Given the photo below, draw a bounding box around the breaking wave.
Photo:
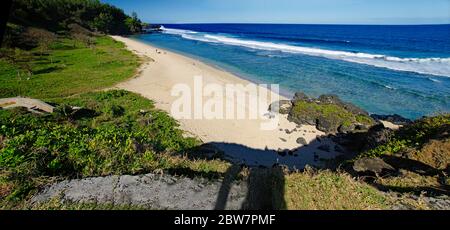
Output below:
[161,27,450,77]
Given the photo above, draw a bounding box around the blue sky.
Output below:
[102,0,450,25]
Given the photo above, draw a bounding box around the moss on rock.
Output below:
[287,93,375,133]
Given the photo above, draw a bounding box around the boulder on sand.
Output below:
[296,137,307,145]
[268,100,292,114]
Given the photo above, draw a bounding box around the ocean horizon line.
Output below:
[147,22,450,26]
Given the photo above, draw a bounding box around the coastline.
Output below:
[111,35,342,168]
[127,35,296,99]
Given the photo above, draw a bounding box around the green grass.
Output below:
[0,36,139,99]
[0,34,233,208]
[0,90,234,207]
[276,169,390,210]
[356,114,374,125]
[29,199,149,210]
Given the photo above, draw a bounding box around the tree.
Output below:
[124,12,142,34]
[8,0,144,35]
[92,12,113,33]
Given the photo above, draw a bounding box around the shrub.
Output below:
[358,114,450,159]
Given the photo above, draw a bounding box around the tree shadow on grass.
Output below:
[34,59,61,65]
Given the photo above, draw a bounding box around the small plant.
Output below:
[104,104,125,117]
[356,114,450,159]
[53,104,73,118]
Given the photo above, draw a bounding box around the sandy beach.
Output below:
[112,35,341,168]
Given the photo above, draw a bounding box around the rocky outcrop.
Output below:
[353,157,396,176]
[279,92,376,134]
[332,124,394,153]
[317,94,369,116]
[371,114,412,126]
[364,124,394,150]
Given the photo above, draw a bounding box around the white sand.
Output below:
[112,36,341,168]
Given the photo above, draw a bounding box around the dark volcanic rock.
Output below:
[353,157,396,176]
[338,124,355,133]
[292,92,310,102]
[296,137,307,145]
[318,94,342,104]
[365,124,394,150]
[316,116,339,133]
[318,94,368,116]
[371,114,412,125]
[355,124,370,131]
[287,113,317,126]
[268,100,292,114]
[333,124,394,153]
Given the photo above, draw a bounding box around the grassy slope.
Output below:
[0,36,139,99]
[277,169,389,210]
[0,91,231,206]
[357,114,449,197]
[360,114,450,160]
[0,35,230,208]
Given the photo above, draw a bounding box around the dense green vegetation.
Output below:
[0,90,232,206]
[8,0,143,35]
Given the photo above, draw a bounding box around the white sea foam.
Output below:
[162,27,450,77]
[161,26,198,35]
[428,77,441,83]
